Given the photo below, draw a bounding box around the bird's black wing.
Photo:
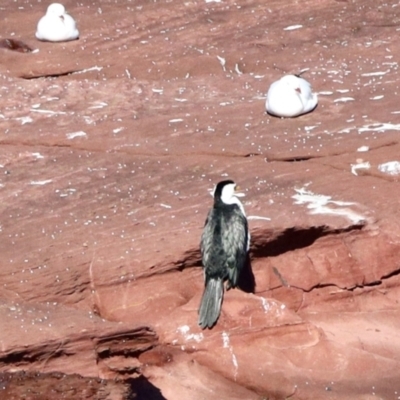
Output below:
[200,209,215,272]
[200,206,248,284]
[221,207,248,287]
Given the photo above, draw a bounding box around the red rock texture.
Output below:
[0,371,134,400]
[1,0,400,399]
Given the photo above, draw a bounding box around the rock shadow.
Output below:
[250,225,364,259]
[127,376,166,400]
[237,253,255,293]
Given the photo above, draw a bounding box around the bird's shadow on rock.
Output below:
[127,376,166,400]
[237,253,255,293]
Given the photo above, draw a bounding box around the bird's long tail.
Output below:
[198,278,224,329]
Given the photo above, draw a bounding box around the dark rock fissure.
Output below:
[268,155,319,162]
[0,346,71,367]
[347,266,400,291]
[292,266,400,294]
[380,266,400,281]
[21,69,91,80]
[0,329,157,370]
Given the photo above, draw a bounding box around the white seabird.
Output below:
[36,3,79,42]
[265,74,318,118]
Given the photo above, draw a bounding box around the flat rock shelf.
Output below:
[1,0,400,399]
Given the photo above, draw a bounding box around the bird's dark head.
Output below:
[213,180,237,204]
[211,179,247,215]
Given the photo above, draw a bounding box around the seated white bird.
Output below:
[36,3,79,42]
[265,74,318,118]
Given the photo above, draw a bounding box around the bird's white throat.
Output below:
[220,184,247,216]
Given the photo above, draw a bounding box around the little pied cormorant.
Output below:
[198,180,250,329]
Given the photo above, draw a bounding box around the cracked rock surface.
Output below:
[1,0,400,399]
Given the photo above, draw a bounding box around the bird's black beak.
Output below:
[234,186,245,198]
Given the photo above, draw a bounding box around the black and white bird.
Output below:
[198,180,250,329]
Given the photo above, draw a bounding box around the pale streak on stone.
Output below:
[358,123,400,133]
[71,66,103,75]
[361,70,390,77]
[30,179,52,185]
[221,331,239,379]
[305,125,317,131]
[334,97,355,103]
[378,161,400,176]
[89,102,108,109]
[247,216,271,221]
[30,109,67,115]
[234,63,243,75]
[89,252,102,313]
[222,331,230,348]
[66,131,87,139]
[177,325,204,343]
[217,55,226,71]
[351,162,370,176]
[293,188,366,224]
[16,116,33,125]
[178,325,190,335]
[283,24,303,31]
[260,297,270,312]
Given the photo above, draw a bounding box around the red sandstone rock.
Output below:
[1,0,400,399]
[0,371,132,400]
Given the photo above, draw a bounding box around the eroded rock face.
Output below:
[1,0,400,398]
[0,371,132,400]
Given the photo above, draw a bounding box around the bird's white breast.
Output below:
[36,8,79,42]
[266,75,318,118]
